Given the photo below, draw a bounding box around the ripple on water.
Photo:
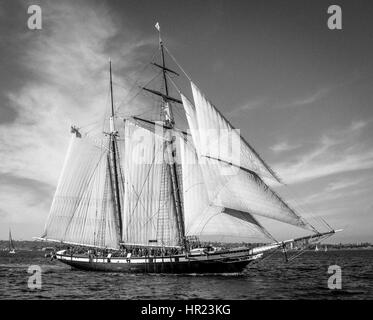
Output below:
[0,250,372,299]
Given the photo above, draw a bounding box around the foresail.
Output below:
[191,82,282,184]
[179,134,274,241]
[181,84,314,232]
[222,208,275,240]
[121,121,179,247]
[41,133,121,249]
[180,94,201,153]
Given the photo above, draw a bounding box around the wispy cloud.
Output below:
[325,177,364,192]
[276,74,361,109]
[229,86,333,115]
[227,98,267,116]
[279,87,331,109]
[270,141,301,154]
[0,173,53,226]
[274,120,373,184]
[300,178,368,205]
[0,1,146,236]
[231,75,361,114]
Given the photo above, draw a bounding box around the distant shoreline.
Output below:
[1,240,372,252]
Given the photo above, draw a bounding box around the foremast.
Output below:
[144,23,187,251]
[108,60,123,243]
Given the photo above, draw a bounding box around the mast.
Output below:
[152,23,187,250]
[109,61,123,242]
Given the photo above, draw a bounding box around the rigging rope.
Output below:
[163,45,193,82]
[279,185,331,232]
[114,46,160,115]
[61,144,109,240]
[126,142,164,230]
[116,71,163,119]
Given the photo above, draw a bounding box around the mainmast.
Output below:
[145,23,187,250]
[109,61,123,242]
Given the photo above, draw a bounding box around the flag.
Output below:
[155,22,160,31]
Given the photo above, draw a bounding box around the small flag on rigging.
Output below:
[155,22,160,31]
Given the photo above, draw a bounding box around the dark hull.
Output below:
[59,257,253,274]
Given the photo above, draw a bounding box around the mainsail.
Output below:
[121,121,179,247]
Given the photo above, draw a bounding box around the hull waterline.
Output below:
[55,249,263,274]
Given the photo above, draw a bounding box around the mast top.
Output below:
[142,22,181,126]
[155,22,162,45]
[109,60,115,118]
[109,60,117,134]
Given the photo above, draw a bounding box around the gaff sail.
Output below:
[41,133,121,249]
[121,121,179,247]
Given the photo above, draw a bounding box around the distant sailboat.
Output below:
[315,244,319,252]
[35,23,342,273]
[324,245,328,252]
[9,229,16,254]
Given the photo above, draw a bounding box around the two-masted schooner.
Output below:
[36,24,341,273]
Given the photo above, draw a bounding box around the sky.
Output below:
[0,0,373,243]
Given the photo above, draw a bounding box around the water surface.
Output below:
[0,250,372,299]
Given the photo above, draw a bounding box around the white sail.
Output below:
[191,81,281,183]
[180,94,202,153]
[130,114,271,239]
[121,121,179,247]
[41,133,121,249]
[181,83,314,231]
[178,133,274,240]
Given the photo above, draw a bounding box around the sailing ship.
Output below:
[9,229,16,254]
[324,245,328,252]
[315,245,319,252]
[36,24,341,273]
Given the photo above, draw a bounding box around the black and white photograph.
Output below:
[0,0,372,306]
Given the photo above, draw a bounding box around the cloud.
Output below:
[276,75,361,109]
[281,87,331,108]
[350,120,367,132]
[0,1,149,237]
[0,173,53,225]
[300,179,368,205]
[270,141,300,154]
[228,76,359,115]
[273,120,373,184]
[325,177,364,192]
[228,98,267,115]
[0,2,116,182]
[229,85,333,115]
